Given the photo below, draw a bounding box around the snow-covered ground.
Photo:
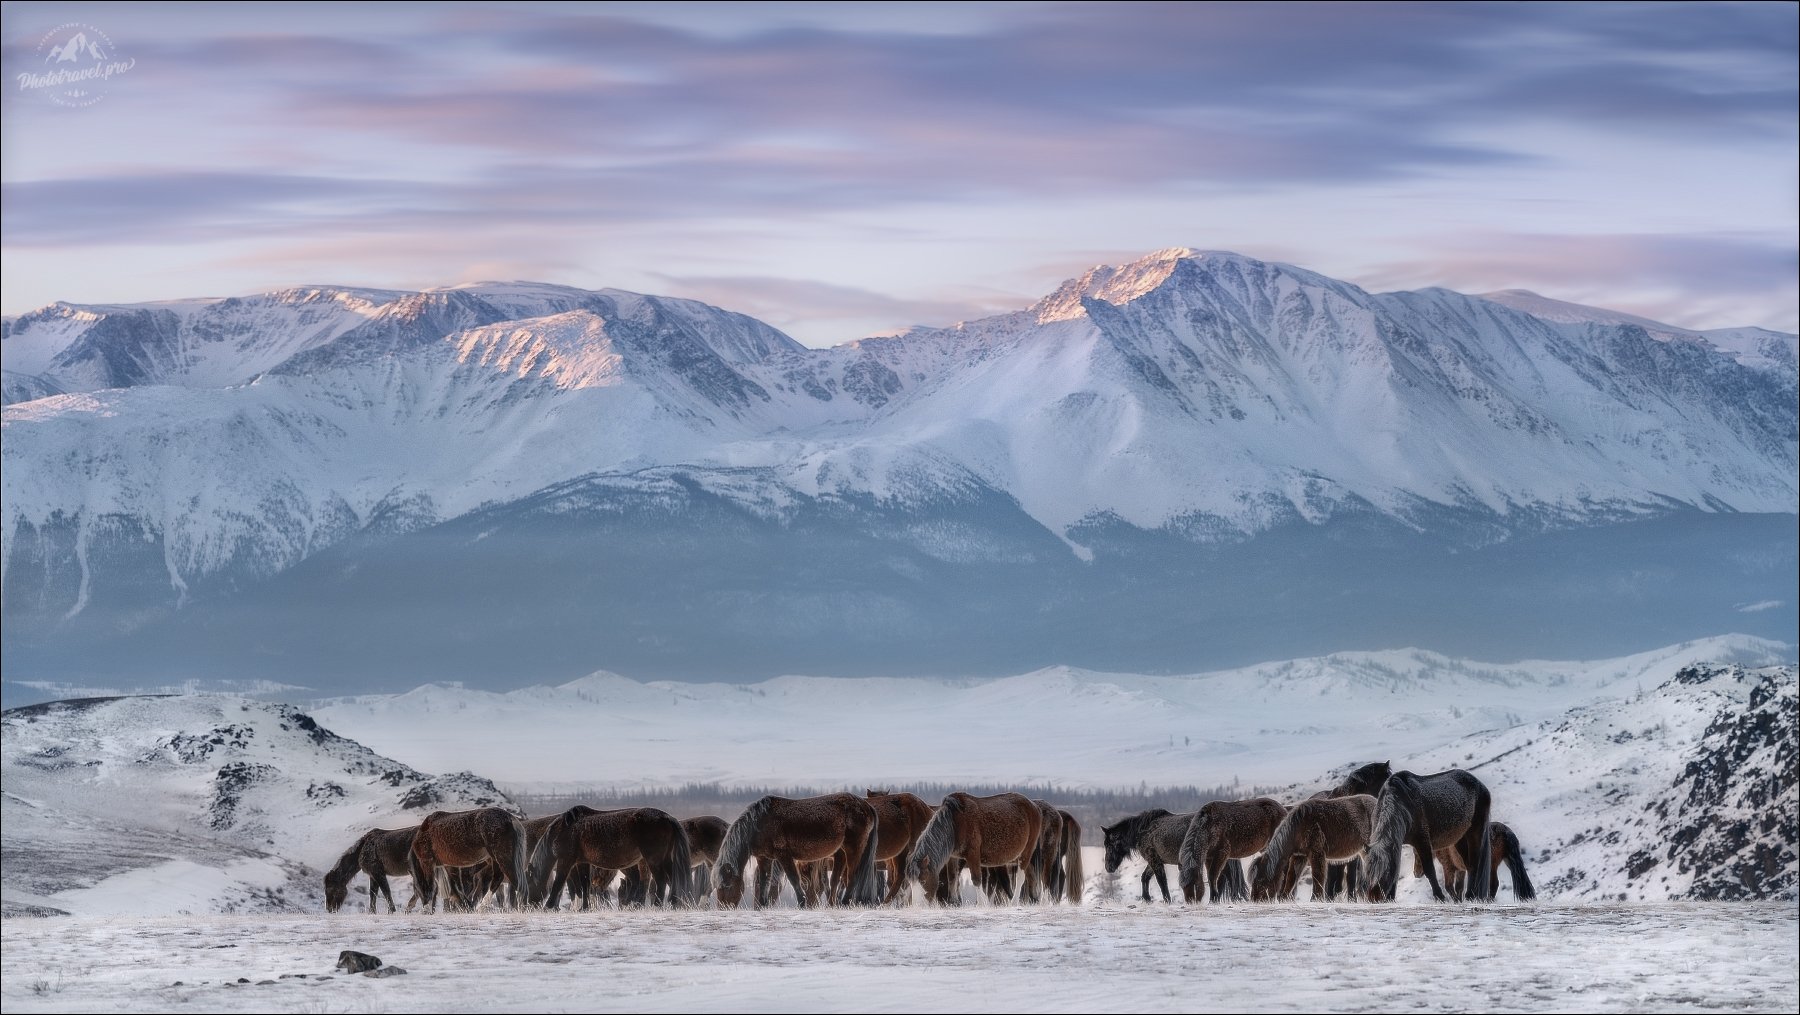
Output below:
[3,903,1795,1014]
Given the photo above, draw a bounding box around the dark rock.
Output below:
[364,966,408,979]
[335,950,382,973]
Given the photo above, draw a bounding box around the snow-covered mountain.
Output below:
[0,695,514,917]
[3,250,1795,690]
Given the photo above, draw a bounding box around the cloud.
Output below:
[1362,232,1799,332]
[652,274,1029,343]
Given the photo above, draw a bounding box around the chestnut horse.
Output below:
[539,806,694,909]
[1176,797,1286,903]
[1421,820,1536,902]
[865,791,935,904]
[1251,794,1376,901]
[408,807,529,911]
[715,794,882,908]
[912,792,1043,905]
[324,826,417,913]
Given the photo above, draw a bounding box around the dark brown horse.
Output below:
[1365,769,1494,902]
[911,792,1043,905]
[866,790,935,904]
[408,807,529,911]
[324,826,417,913]
[682,815,730,904]
[1102,809,1193,903]
[1251,794,1376,901]
[1329,761,1392,798]
[539,806,693,909]
[716,794,883,908]
[1176,797,1287,903]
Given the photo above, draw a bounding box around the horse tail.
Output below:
[1219,857,1249,901]
[1495,823,1535,902]
[408,819,436,911]
[847,809,883,906]
[507,817,528,910]
[1467,779,1494,902]
[1061,811,1085,905]
[665,815,694,907]
[1253,806,1300,896]
[913,796,962,878]
[1368,775,1420,901]
[1177,808,1207,898]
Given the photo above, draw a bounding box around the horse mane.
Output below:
[1366,771,1422,897]
[912,795,964,875]
[1252,804,1301,891]
[1177,810,1206,893]
[717,796,776,877]
[324,833,367,886]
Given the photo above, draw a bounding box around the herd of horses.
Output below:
[324,763,1535,914]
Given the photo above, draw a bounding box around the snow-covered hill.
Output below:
[4,249,1795,688]
[1402,660,1797,902]
[0,696,513,917]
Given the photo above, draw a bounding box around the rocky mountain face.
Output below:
[3,250,1795,692]
[1415,662,1798,903]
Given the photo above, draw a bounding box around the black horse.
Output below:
[1365,769,1493,902]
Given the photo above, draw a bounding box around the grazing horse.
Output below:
[1251,794,1377,901]
[324,827,418,913]
[682,815,730,904]
[865,791,934,904]
[408,807,529,912]
[540,806,694,909]
[912,793,1043,905]
[521,814,570,908]
[716,794,883,908]
[1102,809,1194,903]
[1365,769,1494,903]
[1420,820,1536,902]
[1022,802,1065,903]
[1176,797,1287,903]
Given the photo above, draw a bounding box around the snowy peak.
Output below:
[1479,288,1800,374]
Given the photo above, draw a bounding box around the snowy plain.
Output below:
[4,903,1796,1014]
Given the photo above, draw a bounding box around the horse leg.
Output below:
[780,857,813,908]
[1140,864,1155,902]
[1411,832,1448,902]
[369,871,394,914]
[1309,851,1328,902]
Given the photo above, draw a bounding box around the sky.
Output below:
[2,1,1795,346]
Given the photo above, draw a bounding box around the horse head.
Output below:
[323,870,350,913]
[1101,818,1136,873]
[715,861,746,908]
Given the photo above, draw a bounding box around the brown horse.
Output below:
[716,794,883,908]
[408,807,529,911]
[324,826,418,913]
[1420,820,1536,902]
[866,791,935,904]
[1251,794,1377,901]
[911,792,1043,905]
[1176,797,1287,903]
[682,815,730,904]
[539,806,693,909]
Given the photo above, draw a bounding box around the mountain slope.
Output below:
[3,250,1794,688]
